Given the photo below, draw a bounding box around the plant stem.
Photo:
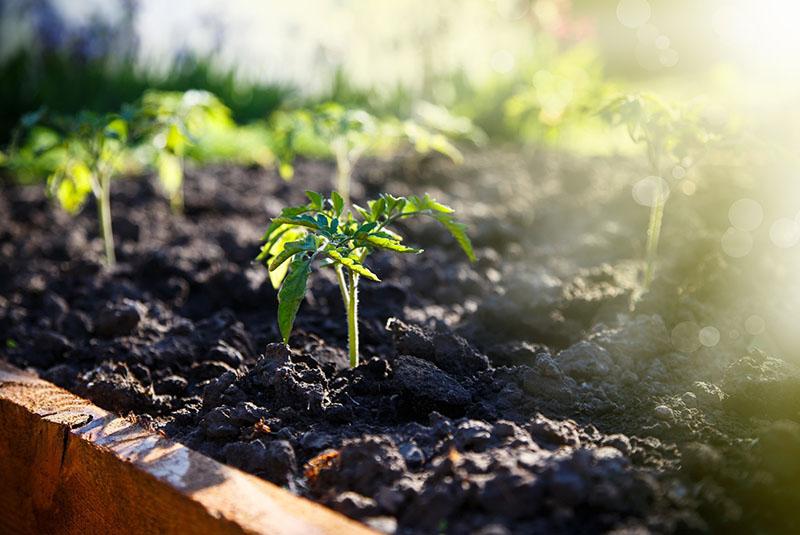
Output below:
[97,171,116,266]
[334,142,351,206]
[170,157,185,214]
[641,139,664,293]
[335,265,350,309]
[643,196,665,291]
[346,272,359,368]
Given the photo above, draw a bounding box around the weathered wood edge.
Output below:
[0,361,374,535]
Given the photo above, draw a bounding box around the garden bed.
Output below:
[0,361,372,534]
[2,149,798,533]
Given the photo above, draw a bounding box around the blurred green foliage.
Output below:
[266,101,483,204]
[136,89,248,212]
[41,110,131,265]
[0,51,290,145]
[600,92,732,291]
[449,39,617,150]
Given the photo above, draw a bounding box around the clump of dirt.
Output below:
[1,150,797,534]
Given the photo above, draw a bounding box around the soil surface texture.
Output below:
[1,149,797,534]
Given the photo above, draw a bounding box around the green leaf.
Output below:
[353,204,371,221]
[279,162,294,180]
[328,250,380,281]
[331,191,344,215]
[165,123,187,154]
[269,243,302,272]
[269,236,315,272]
[366,235,421,253]
[372,197,386,218]
[425,194,454,213]
[306,191,323,209]
[281,205,313,217]
[270,216,319,231]
[355,221,378,236]
[50,161,93,214]
[409,194,454,214]
[432,213,476,262]
[277,258,312,343]
[104,118,128,142]
[157,153,183,198]
[429,134,463,164]
[372,227,404,241]
[259,226,307,288]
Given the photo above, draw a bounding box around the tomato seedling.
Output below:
[268,102,479,206]
[46,111,130,266]
[257,191,475,367]
[601,93,718,292]
[137,90,231,213]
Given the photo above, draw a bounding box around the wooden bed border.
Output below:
[0,361,374,535]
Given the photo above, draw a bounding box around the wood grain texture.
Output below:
[0,361,374,535]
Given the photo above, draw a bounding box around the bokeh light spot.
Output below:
[655,35,671,50]
[680,180,696,196]
[745,315,766,335]
[671,322,701,353]
[617,0,651,29]
[769,217,799,248]
[699,326,721,347]
[721,228,753,258]
[153,133,167,149]
[632,175,670,207]
[659,49,679,67]
[490,50,515,74]
[728,198,763,231]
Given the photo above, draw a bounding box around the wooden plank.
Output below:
[0,361,374,535]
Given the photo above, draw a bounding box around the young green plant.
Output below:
[46,111,130,266]
[257,191,476,367]
[601,93,717,292]
[138,90,231,213]
[269,102,480,206]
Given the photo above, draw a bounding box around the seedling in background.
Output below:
[601,93,718,292]
[257,191,475,367]
[138,90,231,213]
[46,111,130,266]
[312,104,376,207]
[269,102,480,206]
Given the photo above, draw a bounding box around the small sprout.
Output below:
[268,103,481,206]
[137,90,232,213]
[601,93,720,292]
[266,109,311,181]
[45,111,130,266]
[257,191,475,367]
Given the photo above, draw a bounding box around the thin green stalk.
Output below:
[170,157,185,214]
[335,145,352,207]
[641,142,663,292]
[347,272,360,368]
[335,265,350,309]
[643,196,664,291]
[97,171,116,266]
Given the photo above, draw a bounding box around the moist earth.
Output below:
[1,150,797,534]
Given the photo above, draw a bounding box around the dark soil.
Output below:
[1,149,797,534]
